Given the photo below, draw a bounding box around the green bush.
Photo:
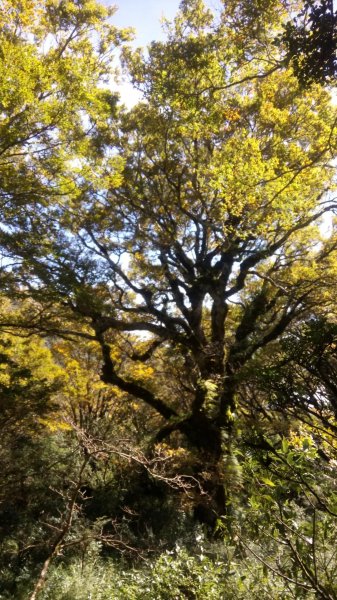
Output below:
[33,542,312,600]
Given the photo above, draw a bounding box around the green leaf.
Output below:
[281,438,289,454]
[260,477,276,487]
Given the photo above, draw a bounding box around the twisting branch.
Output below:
[96,332,178,421]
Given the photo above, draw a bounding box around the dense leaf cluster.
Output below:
[282,0,337,86]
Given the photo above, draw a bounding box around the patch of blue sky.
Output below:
[107,0,222,106]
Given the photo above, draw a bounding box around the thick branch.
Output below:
[98,335,178,421]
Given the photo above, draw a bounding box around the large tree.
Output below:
[1,0,337,516]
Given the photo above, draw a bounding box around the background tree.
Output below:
[0,0,131,254]
[223,0,337,86]
[282,0,337,86]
